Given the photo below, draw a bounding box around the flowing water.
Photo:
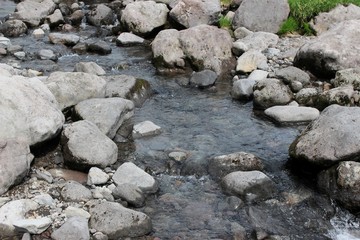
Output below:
[1,1,360,239]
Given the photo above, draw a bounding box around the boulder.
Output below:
[189,69,217,87]
[0,140,33,195]
[87,40,112,55]
[51,217,90,240]
[120,1,169,36]
[112,162,158,193]
[236,50,268,73]
[0,20,27,37]
[74,62,106,76]
[48,33,80,46]
[248,70,268,81]
[61,120,118,170]
[87,4,114,27]
[13,217,52,234]
[132,120,161,139]
[294,20,360,78]
[45,9,64,28]
[253,78,293,109]
[38,49,57,61]
[74,98,134,139]
[169,0,221,28]
[87,167,110,185]
[289,104,360,167]
[310,4,360,35]
[112,183,145,207]
[61,180,93,202]
[89,201,152,238]
[12,0,56,27]
[116,32,145,46]
[264,106,320,123]
[234,26,253,39]
[332,67,360,90]
[275,66,310,86]
[45,71,106,110]
[231,78,256,100]
[315,86,354,110]
[295,88,319,107]
[0,76,64,146]
[232,0,290,33]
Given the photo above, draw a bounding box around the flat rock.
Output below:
[61,180,92,202]
[232,32,279,54]
[48,33,80,46]
[236,50,268,73]
[87,167,110,185]
[132,120,161,139]
[112,183,145,207]
[64,206,91,220]
[264,106,320,123]
[51,217,90,240]
[116,32,145,46]
[87,40,112,55]
[13,217,52,234]
[12,0,56,27]
[74,62,106,76]
[275,66,310,86]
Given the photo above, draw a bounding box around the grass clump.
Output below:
[218,15,232,29]
[279,0,360,35]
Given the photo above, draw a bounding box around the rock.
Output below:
[295,88,319,107]
[32,194,55,206]
[64,206,91,220]
[289,104,360,167]
[0,140,33,196]
[87,167,110,185]
[14,51,26,60]
[61,180,92,202]
[89,201,152,238]
[169,0,221,28]
[74,98,134,139]
[38,49,57,61]
[189,69,217,87]
[209,152,264,179]
[61,120,118,170]
[120,1,169,36]
[294,20,360,78]
[315,86,354,110]
[0,20,27,37]
[222,171,276,202]
[45,71,106,110]
[87,4,114,27]
[233,27,253,39]
[12,0,56,27]
[232,32,279,54]
[92,186,114,201]
[232,0,290,33]
[0,37,11,48]
[34,169,53,183]
[87,40,112,55]
[253,78,293,109]
[112,162,158,193]
[93,232,108,240]
[48,33,80,46]
[264,106,320,123]
[310,4,360,35]
[32,29,45,38]
[275,66,310,86]
[0,198,11,208]
[74,62,106,76]
[132,120,161,139]
[51,217,90,240]
[116,32,145,46]
[0,76,64,146]
[248,70,268,81]
[168,151,187,161]
[289,80,303,93]
[231,79,256,100]
[236,50,268,73]
[48,168,88,184]
[332,67,360,90]
[69,10,85,25]
[45,9,64,28]
[13,217,52,234]
[113,183,145,207]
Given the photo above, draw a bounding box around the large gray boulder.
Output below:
[61,120,118,170]
[87,4,114,27]
[289,105,360,167]
[89,201,152,238]
[264,106,320,123]
[0,76,64,146]
[332,67,360,90]
[0,20,27,37]
[169,0,221,28]
[120,1,169,36]
[51,217,90,240]
[12,0,56,27]
[74,98,134,139]
[0,140,33,196]
[294,20,360,78]
[232,0,290,33]
[45,72,106,110]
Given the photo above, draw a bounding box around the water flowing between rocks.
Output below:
[1,1,360,239]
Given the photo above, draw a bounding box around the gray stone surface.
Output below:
[87,4,114,27]
[231,78,256,100]
[48,33,80,46]
[112,183,145,207]
[232,32,279,54]
[64,206,91,220]
[116,32,145,46]
[315,86,354,110]
[51,217,90,240]
[264,106,320,123]
[74,62,106,76]
[295,88,319,107]
[236,50,268,73]
[87,167,110,185]
[275,66,310,86]
[45,9,64,28]
[61,120,118,170]
[132,121,161,139]
[13,217,52,234]
[12,0,56,27]
[0,20,27,37]
[61,180,92,202]
[332,67,360,90]
[38,49,57,61]
[190,69,217,87]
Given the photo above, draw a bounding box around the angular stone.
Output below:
[45,9,64,28]
[231,78,256,100]
[74,62,106,76]
[112,183,145,207]
[61,180,92,202]
[236,50,268,73]
[116,32,145,46]
[51,217,90,240]
[64,206,91,220]
[13,217,52,234]
[264,106,320,123]
[48,33,80,46]
[87,4,114,27]
[12,0,56,27]
[87,167,110,185]
[132,121,161,139]
[275,66,310,86]
[332,67,360,90]
[233,32,279,53]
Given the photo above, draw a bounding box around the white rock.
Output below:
[0,37,11,48]
[13,217,52,234]
[32,28,45,38]
[64,206,91,220]
[132,120,161,139]
[92,186,114,201]
[248,70,269,81]
[116,32,145,46]
[87,167,110,185]
[264,106,320,123]
[236,50,268,73]
[14,51,26,60]
[33,194,55,206]
[51,217,90,240]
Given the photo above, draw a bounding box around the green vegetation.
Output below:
[220,0,232,8]
[218,15,232,29]
[279,0,360,35]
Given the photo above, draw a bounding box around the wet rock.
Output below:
[45,71,106,110]
[190,69,217,87]
[231,78,255,100]
[169,151,187,162]
[169,0,221,28]
[222,170,276,202]
[315,86,354,110]
[121,1,169,36]
[38,49,57,61]
[61,180,92,202]
[209,152,264,179]
[112,183,145,207]
[275,66,310,86]
[48,33,80,46]
[294,20,360,78]
[74,98,134,139]
[0,20,27,37]
[232,31,279,54]
[87,167,110,185]
[116,32,145,46]
[236,50,268,73]
[61,120,118,170]
[264,106,320,123]
[64,206,91,220]
[87,40,112,55]
[0,37,10,48]
[13,217,52,234]
[113,162,158,193]
[51,217,90,240]
[74,62,106,76]
[89,201,152,238]
[232,0,290,33]
[310,4,360,35]
[0,75,64,146]
[45,9,64,28]
[32,28,45,38]
[87,4,114,27]
[14,51,26,60]
[0,140,33,195]
[289,104,360,167]
[253,78,293,109]
[132,120,161,139]
[12,0,56,27]
[48,168,88,184]
[69,9,85,25]
[295,88,319,107]
[332,67,360,90]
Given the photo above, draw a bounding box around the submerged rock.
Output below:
[189,69,217,87]
[132,120,161,139]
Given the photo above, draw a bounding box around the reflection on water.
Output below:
[0,0,16,20]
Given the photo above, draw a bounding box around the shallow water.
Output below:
[0,0,15,20]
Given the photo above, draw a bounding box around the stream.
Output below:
[1,0,360,239]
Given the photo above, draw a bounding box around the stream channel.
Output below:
[1,1,360,239]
